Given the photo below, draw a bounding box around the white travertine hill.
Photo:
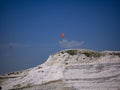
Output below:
[0,49,120,90]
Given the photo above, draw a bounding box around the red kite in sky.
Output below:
[61,33,64,38]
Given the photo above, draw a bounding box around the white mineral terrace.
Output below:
[0,49,120,90]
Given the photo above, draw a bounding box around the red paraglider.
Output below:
[61,33,65,38]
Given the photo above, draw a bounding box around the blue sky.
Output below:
[0,0,120,74]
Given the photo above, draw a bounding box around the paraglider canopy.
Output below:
[61,33,65,38]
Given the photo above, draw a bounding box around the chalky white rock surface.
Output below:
[0,49,120,90]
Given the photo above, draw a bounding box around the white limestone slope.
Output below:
[0,49,120,90]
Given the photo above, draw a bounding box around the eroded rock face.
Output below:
[0,49,120,90]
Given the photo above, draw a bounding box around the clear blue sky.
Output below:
[0,0,120,74]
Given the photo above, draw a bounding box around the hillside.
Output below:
[0,49,120,90]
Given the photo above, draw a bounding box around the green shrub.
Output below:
[13,84,21,89]
[66,50,77,55]
[25,83,32,88]
[37,66,42,69]
[82,51,101,58]
[111,52,120,57]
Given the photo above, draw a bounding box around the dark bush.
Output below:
[65,63,68,65]
[61,51,64,54]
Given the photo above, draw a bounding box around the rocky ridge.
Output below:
[0,49,120,90]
